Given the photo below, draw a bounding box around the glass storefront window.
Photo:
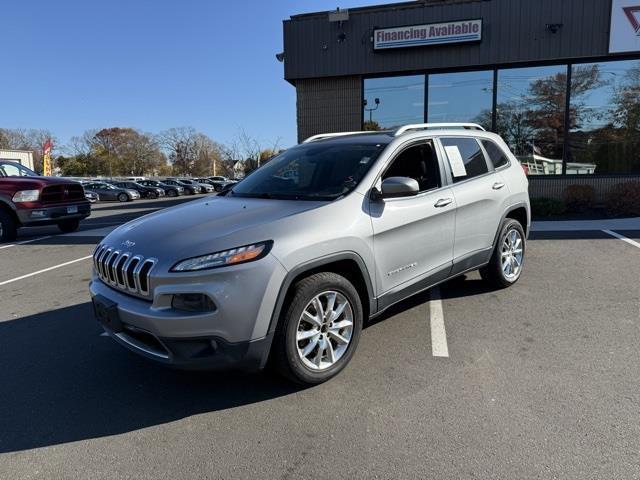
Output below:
[427,70,493,130]
[496,65,568,175]
[569,60,640,174]
[362,75,424,130]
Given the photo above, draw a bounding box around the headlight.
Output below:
[13,190,40,202]
[170,241,272,272]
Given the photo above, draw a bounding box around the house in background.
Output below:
[0,149,34,170]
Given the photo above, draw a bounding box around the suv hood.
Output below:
[103,196,326,261]
[1,176,82,189]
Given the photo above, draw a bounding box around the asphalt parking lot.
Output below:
[1,197,639,479]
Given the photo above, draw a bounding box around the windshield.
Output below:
[0,161,38,177]
[231,141,387,200]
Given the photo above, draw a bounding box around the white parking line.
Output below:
[0,236,53,250]
[0,255,92,287]
[429,286,449,357]
[603,230,640,249]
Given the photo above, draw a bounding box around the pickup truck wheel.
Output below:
[273,272,363,385]
[57,219,80,233]
[0,210,17,242]
[480,218,526,288]
[118,193,129,202]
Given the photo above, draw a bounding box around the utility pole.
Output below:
[363,97,381,122]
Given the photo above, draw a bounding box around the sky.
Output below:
[2,0,391,151]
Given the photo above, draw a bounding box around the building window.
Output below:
[427,70,493,130]
[569,60,640,174]
[363,75,425,130]
[496,65,568,175]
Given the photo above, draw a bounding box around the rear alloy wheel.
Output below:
[480,218,526,288]
[167,189,177,197]
[148,191,157,199]
[0,210,17,242]
[57,219,80,233]
[273,272,362,385]
[118,193,129,202]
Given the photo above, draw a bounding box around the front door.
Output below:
[369,140,456,298]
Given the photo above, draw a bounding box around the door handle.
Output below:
[434,198,453,208]
[492,182,505,190]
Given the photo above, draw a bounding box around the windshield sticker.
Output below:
[444,145,467,177]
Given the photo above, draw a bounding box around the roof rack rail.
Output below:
[302,131,370,143]
[395,123,486,136]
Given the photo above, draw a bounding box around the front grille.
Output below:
[41,184,85,203]
[93,245,157,298]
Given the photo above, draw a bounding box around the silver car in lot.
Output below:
[83,182,140,202]
[90,123,530,385]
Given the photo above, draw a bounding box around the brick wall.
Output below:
[295,76,362,143]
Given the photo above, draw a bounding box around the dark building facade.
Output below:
[283,0,640,196]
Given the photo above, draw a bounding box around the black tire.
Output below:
[214,185,222,192]
[147,191,157,199]
[167,189,177,197]
[57,219,80,233]
[480,218,526,288]
[0,209,17,242]
[118,193,129,202]
[272,272,363,385]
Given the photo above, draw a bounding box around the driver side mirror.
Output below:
[374,176,420,199]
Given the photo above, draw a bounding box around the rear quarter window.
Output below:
[481,139,510,169]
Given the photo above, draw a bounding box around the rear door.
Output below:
[369,140,456,297]
[437,136,510,264]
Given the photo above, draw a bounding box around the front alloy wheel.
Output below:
[273,272,363,385]
[296,291,354,371]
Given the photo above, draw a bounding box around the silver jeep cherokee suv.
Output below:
[90,123,530,385]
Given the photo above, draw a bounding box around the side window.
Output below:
[441,137,489,183]
[383,141,441,193]
[481,139,509,169]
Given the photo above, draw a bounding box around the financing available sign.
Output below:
[374,19,482,50]
[610,0,640,53]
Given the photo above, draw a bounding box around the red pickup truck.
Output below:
[0,160,91,242]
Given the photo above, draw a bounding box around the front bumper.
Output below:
[88,253,287,370]
[17,202,91,226]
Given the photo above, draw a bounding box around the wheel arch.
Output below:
[492,202,530,249]
[0,198,19,225]
[267,252,375,338]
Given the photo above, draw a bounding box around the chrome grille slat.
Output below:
[93,245,156,298]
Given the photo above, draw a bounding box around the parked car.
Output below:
[0,160,90,241]
[203,176,228,192]
[85,191,99,203]
[138,179,184,197]
[110,181,165,199]
[179,178,215,194]
[163,178,198,195]
[204,176,238,192]
[83,182,140,202]
[90,123,530,385]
